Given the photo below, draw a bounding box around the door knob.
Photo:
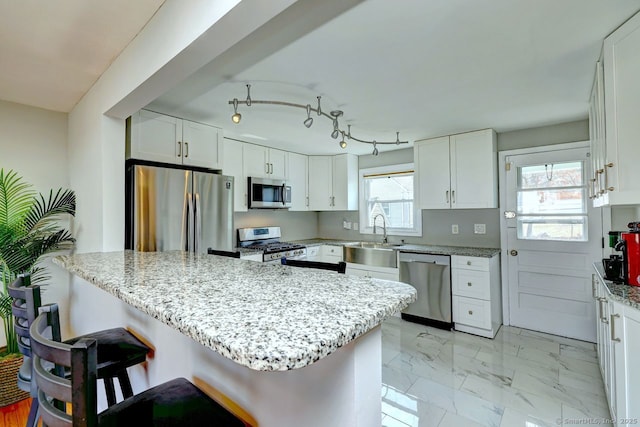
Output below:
[510,250,518,256]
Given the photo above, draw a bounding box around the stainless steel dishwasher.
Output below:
[399,252,452,329]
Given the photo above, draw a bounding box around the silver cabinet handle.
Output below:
[306,196,309,207]
[589,178,596,199]
[446,190,449,203]
[265,163,269,174]
[605,162,614,192]
[598,298,608,323]
[177,141,182,157]
[184,141,189,158]
[592,274,597,299]
[271,163,274,174]
[611,313,621,343]
[452,190,455,203]
[329,196,332,207]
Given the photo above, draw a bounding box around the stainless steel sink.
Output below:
[343,242,401,268]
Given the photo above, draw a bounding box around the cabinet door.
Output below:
[222,138,247,212]
[451,129,497,209]
[182,120,221,169]
[130,110,182,164]
[415,136,451,209]
[613,302,640,422]
[604,12,640,205]
[332,154,358,211]
[288,152,309,211]
[268,148,288,180]
[308,156,333,210]
[243,144,268,179]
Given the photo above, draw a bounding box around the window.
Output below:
[359,163,422,237]
[516,160,587,241]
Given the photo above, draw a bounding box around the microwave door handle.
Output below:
[281,183,286,205]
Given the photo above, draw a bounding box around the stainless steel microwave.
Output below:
[248,177,291,209]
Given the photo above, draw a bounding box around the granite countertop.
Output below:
[54,251,416,372]
[290,239,499,258]
[594,263,640,310]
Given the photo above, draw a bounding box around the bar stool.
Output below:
[30,304,254,427]
[8,274,150,424]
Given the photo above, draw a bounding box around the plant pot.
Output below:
[0,352,29,407]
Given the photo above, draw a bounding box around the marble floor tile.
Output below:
[408,377,504,427]
[438,411,485,427]
[380,317,607,427]
[561,403,613,426]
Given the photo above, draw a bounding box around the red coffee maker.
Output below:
[620,222,640,286]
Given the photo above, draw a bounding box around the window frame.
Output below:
[358,163,422,237]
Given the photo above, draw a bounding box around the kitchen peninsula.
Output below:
[54,250,416,427]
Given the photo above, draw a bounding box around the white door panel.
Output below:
[504,145,599,342]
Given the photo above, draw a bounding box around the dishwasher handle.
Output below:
[399,252,450,265]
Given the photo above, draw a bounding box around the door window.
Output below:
[516,161,587,241]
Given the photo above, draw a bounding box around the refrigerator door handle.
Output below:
[195,193,202,253]
[187,193,195,252]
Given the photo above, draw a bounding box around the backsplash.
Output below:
[318,209,500,248]
[234,210,318,244]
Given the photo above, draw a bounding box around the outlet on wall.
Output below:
[474,223,486,234]
[451,224,459,234]
[343,220,352,230]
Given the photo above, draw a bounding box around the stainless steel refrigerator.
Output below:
[125,160,234,253]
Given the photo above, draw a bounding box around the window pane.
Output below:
[518,161,583,189]
[517,216,587,241]
[517,188,586,214]
[364,173,415,230]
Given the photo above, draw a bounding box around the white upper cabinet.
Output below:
[602,11,640,205]
[288,152,309,211]
[222,138,247,212]
[416,129,497,209]
[308,154,358,211]
[243,144,288,180]
[129,110,221,169]
[589,60,607,206]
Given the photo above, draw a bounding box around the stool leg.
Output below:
[104,377,117,406]
[26,396,39,427]
[116,370,134,399]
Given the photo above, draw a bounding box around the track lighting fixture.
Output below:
[228,85,409,149]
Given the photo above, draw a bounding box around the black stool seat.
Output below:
[281,258,347,274]
[64,327,148,377]
[98,378,245,427]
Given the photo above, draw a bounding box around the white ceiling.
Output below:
[0,0,164,112]
[148,0,640,156]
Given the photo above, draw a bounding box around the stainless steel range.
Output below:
[237,226,306,262]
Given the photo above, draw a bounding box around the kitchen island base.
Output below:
[69,276,382,427]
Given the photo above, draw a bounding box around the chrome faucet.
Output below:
[372,214,388,243]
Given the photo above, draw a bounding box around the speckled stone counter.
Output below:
[54,250,416,371]
[594,263,640,310]
[290,239,500,258]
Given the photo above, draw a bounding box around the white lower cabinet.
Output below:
[611,300,640,425]
[451,254,501,338]
[345,263,399,281]
[306,245,343,263]
[594,269,640,425]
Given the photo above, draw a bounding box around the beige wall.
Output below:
[0,99,72,342]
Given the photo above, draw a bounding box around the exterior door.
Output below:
[504,145,600,342]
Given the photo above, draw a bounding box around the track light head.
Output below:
[231,98,241,124]
[340,133,347,149]
[304,104,313,128]
[372,141,379,156]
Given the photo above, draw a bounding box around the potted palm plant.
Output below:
[0,168,76,406]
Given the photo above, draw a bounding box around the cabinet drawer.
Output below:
[321,245,341,256]
[453,296,491,330]
[452,269,490,300]
[453,255,489,271]
[306,246,320,257]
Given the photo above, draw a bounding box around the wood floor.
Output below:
[0,398,32,427]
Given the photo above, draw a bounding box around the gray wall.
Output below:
[234,210,318,243]
[316,119,591,249]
